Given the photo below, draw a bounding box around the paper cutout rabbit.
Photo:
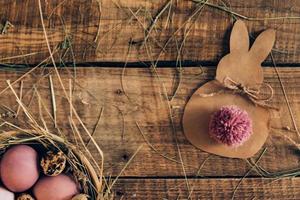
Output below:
[183,20,276,158]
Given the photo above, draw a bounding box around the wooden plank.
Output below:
[0,67,299,177]
[113,178,300,199]
[0,0,300,64]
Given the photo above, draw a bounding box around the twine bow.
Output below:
[223,76,274,101]
[198,76,277,110]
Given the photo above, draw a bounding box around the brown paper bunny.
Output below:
[183,20,276,158]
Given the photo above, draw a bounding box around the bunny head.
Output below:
[216,20,275,89]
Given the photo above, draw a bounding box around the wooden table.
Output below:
[1,0,300,199]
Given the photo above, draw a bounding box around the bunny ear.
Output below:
[249,29,276,63]
[230,20,250,53]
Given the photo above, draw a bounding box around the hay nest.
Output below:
[0,129,108,200]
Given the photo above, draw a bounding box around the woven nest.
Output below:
[0,129,103,200]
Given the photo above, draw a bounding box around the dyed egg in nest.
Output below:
[41,151,67,176]
[0,145,39,192]
[0,187,14,200]
[72,194,89,200]
[17,193,35,200]
[33,174,79,200]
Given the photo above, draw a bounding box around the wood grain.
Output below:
[0,0,300,64]
[114,177,300,199]
[0,67,299,178]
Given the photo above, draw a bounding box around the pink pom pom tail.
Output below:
[209,105,253,147]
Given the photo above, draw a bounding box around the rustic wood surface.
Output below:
[0,67,299,199]
[114,178,300,199]
[0,0,300,64]
[1,0,300,199]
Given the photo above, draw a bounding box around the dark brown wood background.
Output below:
[0,0,300,199]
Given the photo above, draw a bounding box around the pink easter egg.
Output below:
[1,145,39,192]
[34,174,79,200]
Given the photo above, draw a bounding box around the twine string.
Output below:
[223,76,274,102]
[198,76,277,110]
